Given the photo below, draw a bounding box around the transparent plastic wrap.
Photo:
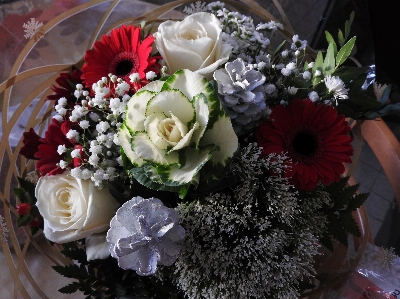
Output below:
[329,243,400,299]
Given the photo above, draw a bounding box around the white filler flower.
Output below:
[324,75,349,99]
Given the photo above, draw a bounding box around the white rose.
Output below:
[36,172,119,243]
[154,12,231,80]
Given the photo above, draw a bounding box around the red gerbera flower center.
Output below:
[285,125,325,164]
[255,99,354,191]
[109,51,140,77]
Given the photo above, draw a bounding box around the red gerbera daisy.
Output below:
[46,68,83,106]
[81,25,161,92]
[34,119,79,176]
[255,99,353,191]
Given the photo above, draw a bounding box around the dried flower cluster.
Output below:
[173,145,329,298]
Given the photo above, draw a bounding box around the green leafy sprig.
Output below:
[14,176,42,236]
[320,176,369,251]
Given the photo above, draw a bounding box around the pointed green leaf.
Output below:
[273,40,286,57]
[344,11,355,41]
[17,214,33,227]
[346,192,369,211]
[325,31,337,56]
[325,176,349,197]
[338,29,344,47]
[17,177,36,195]
[332,66,369,85]
[320,233,334,252]
[323,42,336,75]
[339,211,360,237]
[349,94,382,110]
[52,264,88,279]
[312,51,324,86]
[58,282,81,294]
[336,103,358,119]
[336,36,356,68]
[334,184,359,208]
[178,185,190,199]
[327,214,348,246]
[348,74,368,96]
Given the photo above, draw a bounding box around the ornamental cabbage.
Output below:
[118,69,238,195]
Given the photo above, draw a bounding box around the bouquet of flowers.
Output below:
[11,1,399,298]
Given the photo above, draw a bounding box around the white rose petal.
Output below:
[86,233,111,261]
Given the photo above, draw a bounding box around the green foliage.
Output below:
[320,177,369,251]
[324,31,337,56]
[14,177,36,205]
[273,40,286,58]
[14,176,42,235]
[335,36,356,68]
[322,42,335,75]
[53,241,179,299]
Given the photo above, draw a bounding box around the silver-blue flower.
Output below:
[106,196,185,276]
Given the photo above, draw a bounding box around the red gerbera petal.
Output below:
[255,99,354,191]
[34,119,77,176]
[81,25,161,93]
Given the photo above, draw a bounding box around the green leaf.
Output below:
[346,192,369,211]
[339,211,360,237]
[336,36,356,68]
[336,103,358,119]
[334,184,359,208]
[61,244,89,264]
[273,40,286,57]
[312,51,324,86]
[348,73,368,96]
[323,42,336,75]
[338,29,344,47]
[348,94,382,111]
[325,176,349,197]
[178,185,190,199]
[325,31,337,56]
[17,177,36,198]
[320,234,334,252]
[344,11,355,41]
[17,214,33,227]
[326,214,348,246]
[59,282,81,294]
[52,264,89,279]
[332,66,369,85]
[128,167,181,193]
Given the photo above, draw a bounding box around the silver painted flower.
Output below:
[106,196,185,276]
[214,58,267,135]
